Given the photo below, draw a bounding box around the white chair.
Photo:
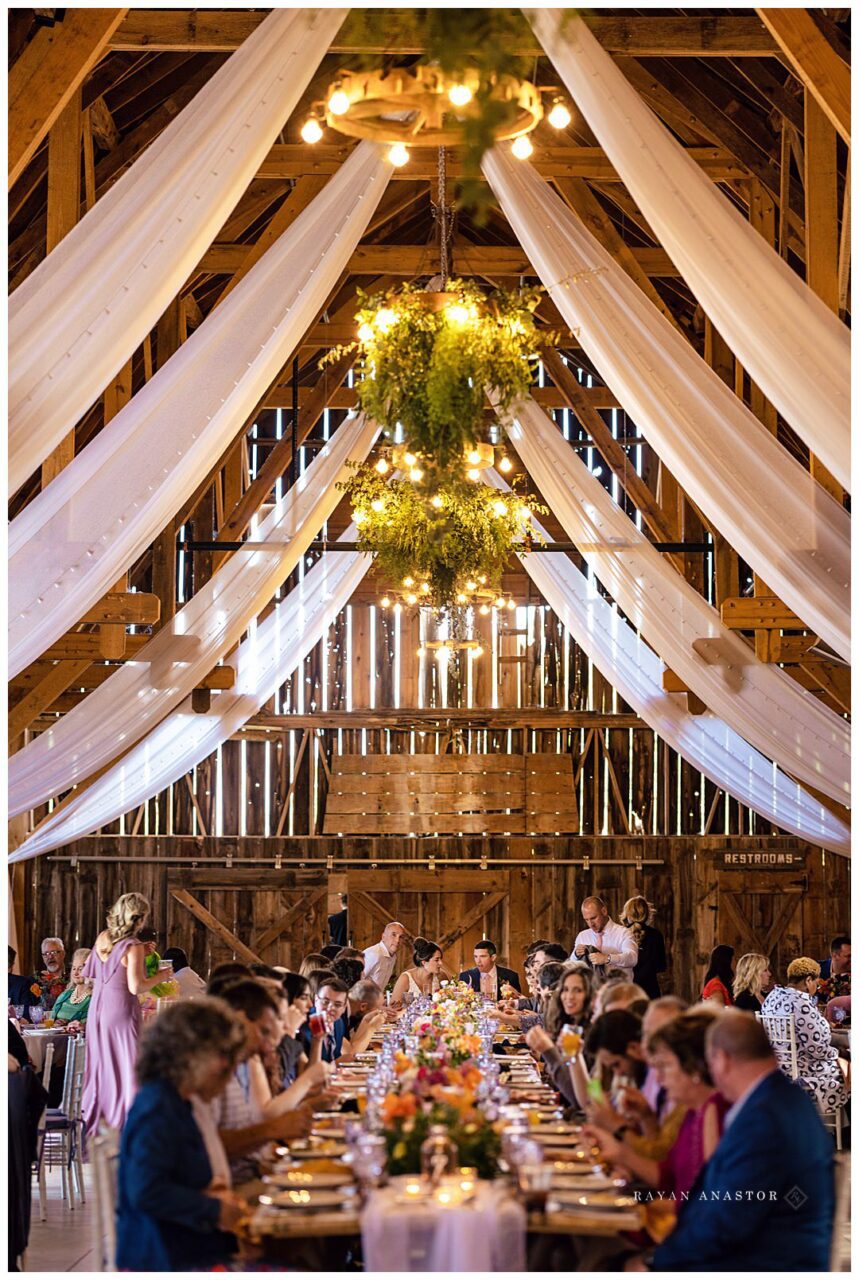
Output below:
[829,1153,850,1271]
[819,1099,846,1152]
[42,1036,87,1209]
[756,1011,799,1079]
[91,1124,121,1272]
[33,1041,55,1221]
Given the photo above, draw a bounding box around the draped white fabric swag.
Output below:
[527,9,850,492]
[508,398,849,804]
[9,8,348,496]
[482,146,850,662]
[9,415,379,817]
[482,480,849,857]
[10,535,372,862]
[9,142,391,680]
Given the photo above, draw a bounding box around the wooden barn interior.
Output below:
[8,6,851,1005]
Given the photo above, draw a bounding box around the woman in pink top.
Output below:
[82,893,167,1133]
[701,944,736,1007]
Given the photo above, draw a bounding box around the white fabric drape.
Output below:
[527,9,851,492]
[482,146,850,661]
[9,142,391,680]
[9,8,348,496]
[10,533,371,862]
[9,414,378,817]
[508,397,849,804]
[487,482,849,856]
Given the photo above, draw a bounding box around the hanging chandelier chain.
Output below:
[433,145,455,288]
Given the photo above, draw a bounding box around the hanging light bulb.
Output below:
[494,597,506,609]
[403,576,414,587]
[467,449,482,465]
[473,646,484,658]
[381,597,391,608]
[328,86,350,115]
[456,593,467,604]
[354,510,367,525]
[404,452,417,467]
[375,457,389,474]
[374,308,397,332]
[499,456,513,473]
[479,604,490,615]
[406,593,418,605]
[388,142,410,167]
[507,599,516,610]
[409,466,424,482]
[358,323,374,343]
[417,647,425,657]
[370,498,385,513]
[465,580,477,592]
[448,82,473,108]
[430,494,443,509]
[548,100,572,130]
[492,500,508,517]
[511,135,534,160]
[519,507,531,521]
[301,116,323,144]
[421,583,430,594]
[478,574,487,585]
[446,303,471,326]
[467,467,480,481]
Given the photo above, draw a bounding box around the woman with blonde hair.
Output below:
[732,952,772,1014]
[82,893,167,1132]
[50,948,93,1029]
[620,895,667,999]
[761,957,848,1114]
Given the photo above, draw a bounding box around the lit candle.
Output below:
[405,1180,422,1197]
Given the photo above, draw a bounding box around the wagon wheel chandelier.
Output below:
[300,65,572,165]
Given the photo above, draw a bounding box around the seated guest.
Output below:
[600,981,649,1014]
[35,936,67,1011]
[544,964,595,1040]
[116,999,249,1271]
[205,980,314,1184]
[621,897,667,999]
[761,957,848,1114]
[581,1009,647,1106]
[298,953,330,979]
[320,945,343,962]
[460,938,520,997]
[588,1010,727,1201]
[278,973,314,1087]
[819,934,850,982]
[732,952,772,1014]
[8,946,37,1019]
[161,946,207,998]
[208,961,252,986]
[638,1013,835,1272]
[494,960,565,1030]
[311,977,353,1062]
[332,954,366,992]
[347,978,385,1036]
[392,937,444,1004]
[306,967,337,1000]
[51,949,93,1027]
[701,944,735,1006]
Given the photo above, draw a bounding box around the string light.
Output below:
[300,116,323,144]
[358,323,374,342]
[409,466,424,482]
[448,83,473,107]
[374,308,397,332]
[404,453,417,467]
[507,599,516,610]
[375,457,389,474]
[381,596,391,607]
[494,597,506,609]
[403,576,414,587]
[548,100,572,130]
[388,142,410,167]
[406,593,418,605]
[467,450,482,465]
[479,604,490,615]
[430,494,444,509]
[465,580,477,591]
[354,510,367,525]
[467,467,480,481]
[421,583,430,594]
[492,499,508,517]
[499,456,513,473]
[511,135,534,160]
[328,87,350,115]
[370,499,385,513]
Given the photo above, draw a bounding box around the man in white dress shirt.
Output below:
[570,896,638,973]
[363,921,406,991]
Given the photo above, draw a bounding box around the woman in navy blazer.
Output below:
[116,999,248,1272]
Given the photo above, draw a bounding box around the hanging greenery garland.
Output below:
[324,279,547,478]
[337,461,545,613]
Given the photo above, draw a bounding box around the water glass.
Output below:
[30,1006,44,1026]
[517,1161,553,1212]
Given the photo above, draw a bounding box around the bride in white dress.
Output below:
[391,937,444,1005]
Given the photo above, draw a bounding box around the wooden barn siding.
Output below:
[22,836,848,1003]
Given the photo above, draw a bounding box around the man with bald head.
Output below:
[362,921,406,991]
[630,1011,834,1273]
[571,895,638,974]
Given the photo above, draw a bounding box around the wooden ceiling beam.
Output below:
[9,8,128,187]
[757,8,850,144]
[260,383,622,413]
[110,12,778,57]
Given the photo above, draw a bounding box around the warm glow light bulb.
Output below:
[467,467,480,481]
[388,142,410,167]
[375,457,389,474]
[301,116,323,144]
[465,580,477,592]
[406,593,418,605]
[479,604,490,615]
[328,88,350,115]
[511,135,534,160]
[358,323,374,343]
[507,599,516,610]
[354,510,367,525]
[468,450,482,465]
[371,499,384,513]
[499,456,513,473]
[421,583,430,594]
[519,507,531,521]
[478,574,487,584]
[548,101,572,130]
[381,597,391,608]
[430,494,444,509]
[456,594,467,604]
[492,500,508,517]
[417,647,424,657]
[494,597,506,609]
[446,304,471,326]
[403,576,414,587]
[374,308,397,332]
[404,452,417,467]
[448,83,473,108]
[410,467,424,482]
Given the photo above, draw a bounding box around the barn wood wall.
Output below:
[24,835,848,1003]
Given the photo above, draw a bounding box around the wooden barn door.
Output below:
[715,871,807,977]
[346,868,530,983]
[166,868,329,973]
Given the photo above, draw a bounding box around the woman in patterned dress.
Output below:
[761,956,848,1115]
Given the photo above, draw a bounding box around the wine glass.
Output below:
[30,1006,44,1026]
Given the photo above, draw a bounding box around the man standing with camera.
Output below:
[570,896,638,974]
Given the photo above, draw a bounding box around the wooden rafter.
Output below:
[757,8,850,144]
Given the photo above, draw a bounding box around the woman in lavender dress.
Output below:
[82,893,167,1133]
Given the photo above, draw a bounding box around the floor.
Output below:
[21,1158,852,1272]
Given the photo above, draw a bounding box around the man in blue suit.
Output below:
[628,1012,834,1272]
[459,939,520,998]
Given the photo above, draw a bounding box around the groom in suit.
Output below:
[459,939,521,998]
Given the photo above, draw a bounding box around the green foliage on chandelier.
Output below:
[327,280,544,475]
[337,461,545,611]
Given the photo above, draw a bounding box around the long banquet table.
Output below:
[246,1012,642,1268]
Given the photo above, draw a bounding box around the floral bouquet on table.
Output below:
[381,1088,502,1178]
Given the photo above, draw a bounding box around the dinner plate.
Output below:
[549,1190,638,1212]
[288,1140,348,1158]
[551,1173,624,1191]
[530,1123,581,1136]
[263,1188,352,1211]
[265,1170,353,1190]
[530,1132,582,1146]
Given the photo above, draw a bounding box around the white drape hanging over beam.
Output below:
[484,480,849,857]
[507,397,849,804]
[9,414,379,817]
[9,142,391,680]
[482,145,851,661]
[526,8,851,492]
[9,7,349,496]
[10,534,372,863]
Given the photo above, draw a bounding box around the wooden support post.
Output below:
[274,730,311,837]
[8,659,91,746]
[170,888,263,964]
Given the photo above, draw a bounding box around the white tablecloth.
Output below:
[362,1177,526,1272]
[21,1029,69,1073]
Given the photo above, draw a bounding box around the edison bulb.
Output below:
[430,494,443,509]
[465,580,477,592]
[371,499,385,512]
[375,457,389,474]
[416,647,425,657]
[328,88,350,115]
[499,456,513,473]
[403,576,414,588]
[548,101,572,130]
[381,596,391,608]
[421,583,430,594]
[358,323,374,343]
[388,142,410,167]
[374,308,397,332]
[473,646,484,658]
[406,593,418,605]
[494,597,506,609]
[479,604,490,615]
[511,135,534,160]
[354,510,367,525]
[468,449,482,465]
[519,507,531,521]
[404,452,416,467]
[507,599,516,610]
[410,467,424,482]
[492,500,508,517]
[448,83,472,108]
[467,467,480,481]
[478,574,487,584]
[456,594,467,604]
[446,304,471,326]
[301,116,323,144]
